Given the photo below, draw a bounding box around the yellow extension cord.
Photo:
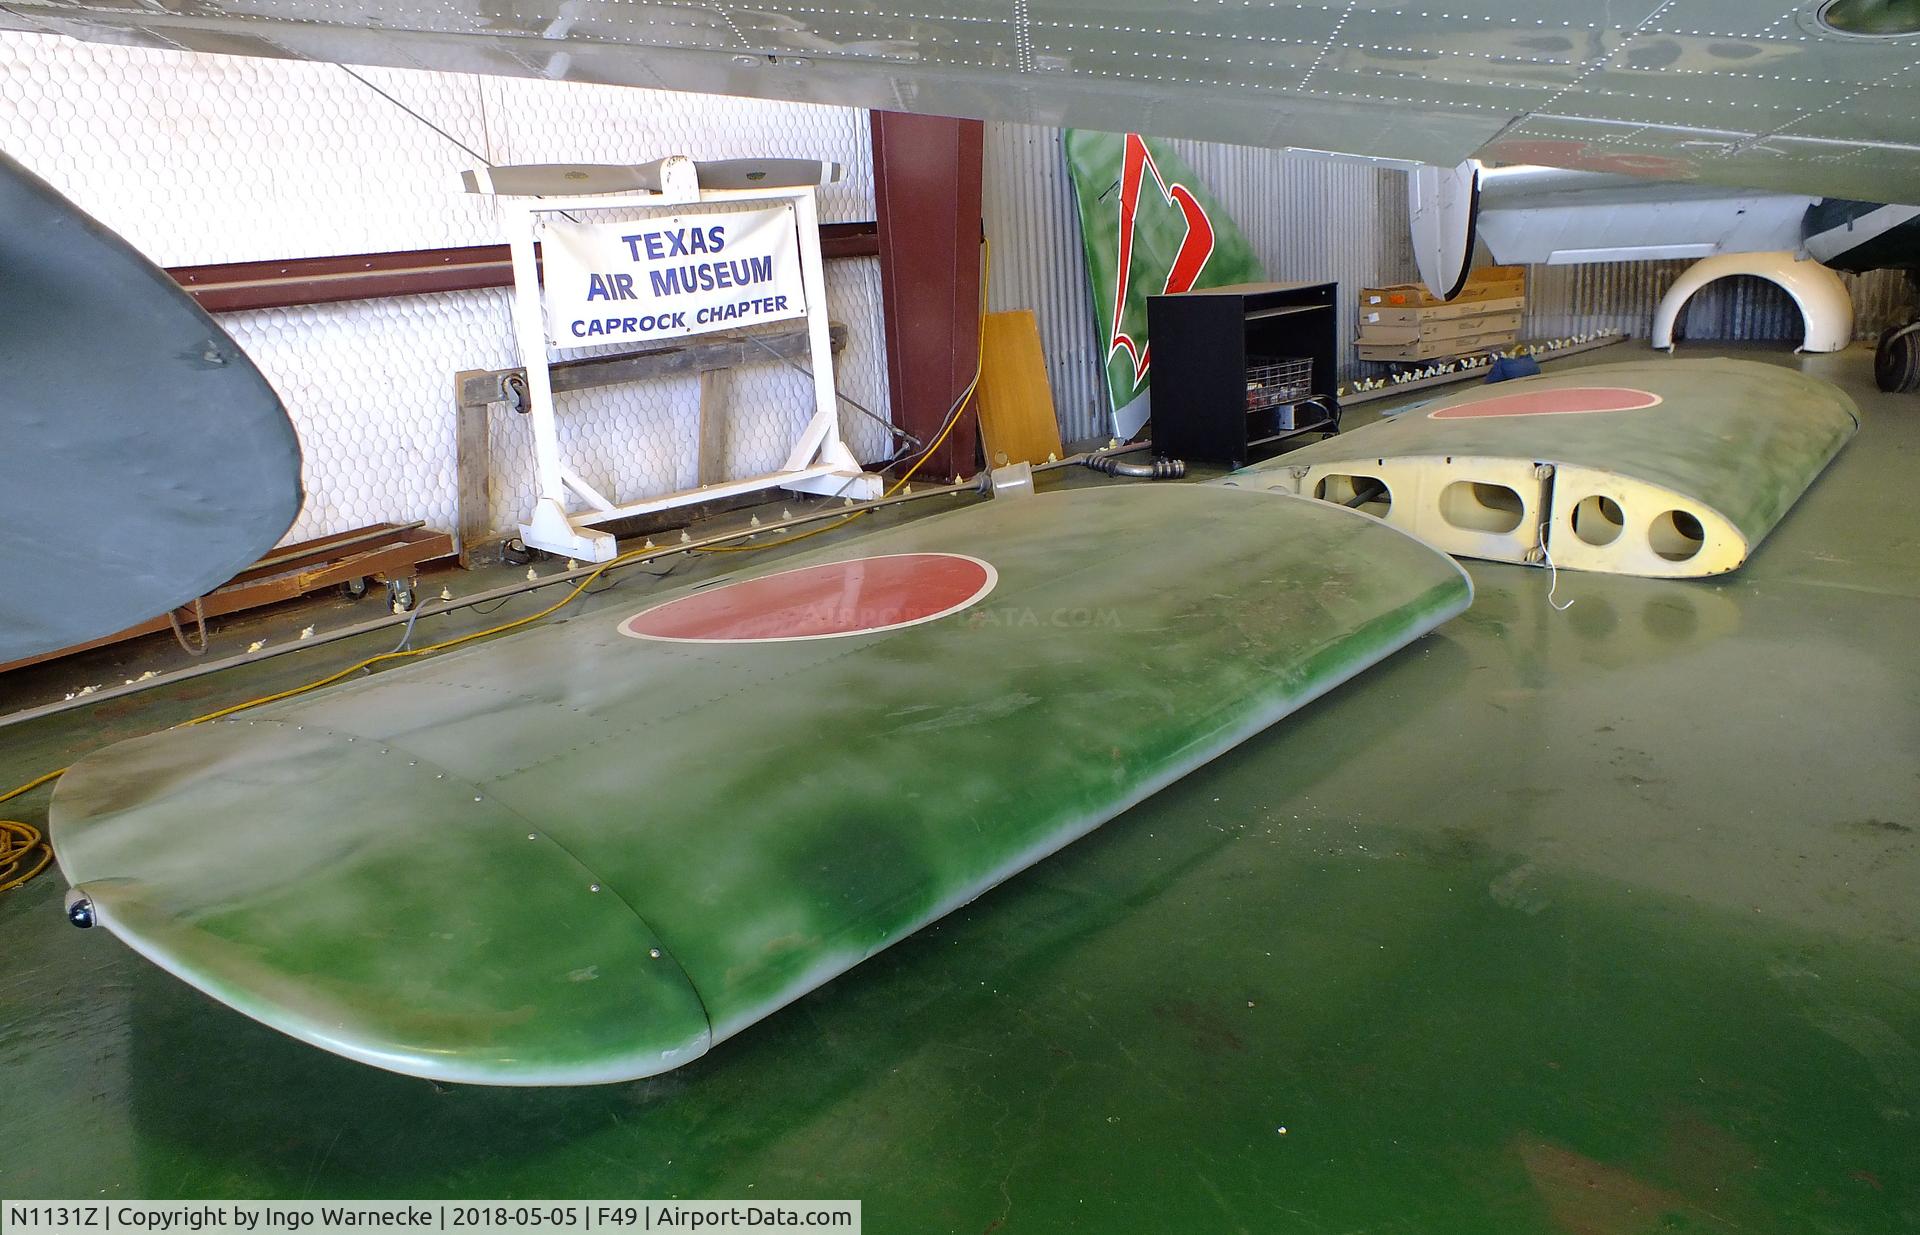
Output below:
[0,561,620,894]
[1,813,55,894]
[0,238,994,895]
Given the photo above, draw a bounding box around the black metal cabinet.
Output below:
[1147,280,1341,466]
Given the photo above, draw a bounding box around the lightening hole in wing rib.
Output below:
[1650,510,1706,561]
[1571,495,1626,546]
[1439,481,1525,534]
[1817,0,1920,36]
[1313,473,1392,518]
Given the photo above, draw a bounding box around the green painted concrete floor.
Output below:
[1,342,1915,1232]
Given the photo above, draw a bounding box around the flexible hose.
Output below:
[1083,454,1187,480]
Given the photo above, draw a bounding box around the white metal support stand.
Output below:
[486,156,880,562]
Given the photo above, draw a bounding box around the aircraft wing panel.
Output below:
[1231,359,1857,578]
[1480,120,1920,204]
[8,0,1919,203]
[0,151,303,663]
[48,720,715,1087]
[52,486,1471,1084]
[1471,166,1815,267]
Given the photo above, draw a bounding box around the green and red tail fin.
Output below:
[1066,131,1267,439]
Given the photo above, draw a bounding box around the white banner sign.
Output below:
[540,206,806,348]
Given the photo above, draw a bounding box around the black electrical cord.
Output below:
[741,332,919,450]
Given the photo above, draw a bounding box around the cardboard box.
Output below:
[1359,294,1525,326]
[1357,310,1524,346]
[1360,265,1525,309]
[1356,329,1521,362]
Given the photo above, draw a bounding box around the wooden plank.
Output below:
[974,310,1064,468]
[1360,265,1526,309]
[456,322,849,409]
[235,521,428,581]
[455,374,493,566]
[697,368,731,488]
[167,225,881,313]
[1357,329,1522,361]
[0,615,179,674]
[1359,294,1526,326]
[1358,311,1525,346]
[281,533,453,596]
[0,527,455,674]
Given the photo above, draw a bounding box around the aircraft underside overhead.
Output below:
[2,0,1918,205]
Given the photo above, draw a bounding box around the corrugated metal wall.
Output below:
[1525,262,1911,343]
[981,125,1105,446]
[984,123,1913,445]
[1198,148,1415,386]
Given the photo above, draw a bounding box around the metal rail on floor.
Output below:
[2,444,1184,732]
[1341,332,1628,405]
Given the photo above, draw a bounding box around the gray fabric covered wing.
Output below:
[0,150,302,663]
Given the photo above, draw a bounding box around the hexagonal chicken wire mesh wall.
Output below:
[0,30,893,547]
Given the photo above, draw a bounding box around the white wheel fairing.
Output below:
[1651,252,1854,353]
[1409,160,1481,301]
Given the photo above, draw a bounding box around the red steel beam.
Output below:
[871,112,985,481]
[168,222,881,313]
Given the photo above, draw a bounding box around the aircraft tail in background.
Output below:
[1065,131,1265,440]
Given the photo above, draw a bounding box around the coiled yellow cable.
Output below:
[0,549,639,893]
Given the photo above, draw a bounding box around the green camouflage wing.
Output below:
[52,486,1469,1085]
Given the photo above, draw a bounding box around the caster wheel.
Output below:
[503,373,532,415]
[501,537,533,567]
[386,578,417,611]
[340,576,369,600]
[1875,324,1920,393]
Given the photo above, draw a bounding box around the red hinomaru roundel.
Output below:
[1429,386,1663,420]
[619,552,998,644]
